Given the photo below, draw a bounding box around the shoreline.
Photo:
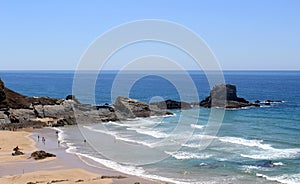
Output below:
[0,127,163,184]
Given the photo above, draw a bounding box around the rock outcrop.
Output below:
[150,99,191,109]
[31,150,56,160]
[199,84,259,108]
[0,79,173,129]
[0,79,31,110]
[113,96,172,119]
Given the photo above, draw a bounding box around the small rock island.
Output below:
[199,84,259,108]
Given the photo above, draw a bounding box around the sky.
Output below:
[0,0,299,70]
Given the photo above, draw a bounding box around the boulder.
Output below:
[113,96,172,119]
[30,150,56,160]
[150,99,191,109]
[12,150,24,156]
[200,84,259,108]
[65,95,80,103]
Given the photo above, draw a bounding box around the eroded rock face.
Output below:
[113,96,172,119]
[0,79,31,110]
[0,79,6,102]
[200,84,259,108]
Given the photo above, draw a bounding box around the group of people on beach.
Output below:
[37,130,87,148]
[37,135,46,145]
[37,131,62,147]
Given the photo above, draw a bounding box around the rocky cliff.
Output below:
[0,79,172,129]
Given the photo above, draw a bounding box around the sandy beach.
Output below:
[0,128,161,184]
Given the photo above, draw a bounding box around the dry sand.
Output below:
[0,130,36,163]
[0,168,111,184]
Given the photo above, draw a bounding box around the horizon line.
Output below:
[0,69,299,72]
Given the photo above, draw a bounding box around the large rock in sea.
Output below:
[150,99,191,109]
[113,96,172,119]
[199,84,259,108]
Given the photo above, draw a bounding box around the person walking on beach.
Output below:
[42,137,45,145]
[38,135,40,142]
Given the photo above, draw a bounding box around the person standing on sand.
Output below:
[38,135,40,142]
[42,137,45,145]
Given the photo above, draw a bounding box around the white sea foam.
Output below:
[273,162,285,166]
[218,136,300,160]
[181,135,218,148]
[190,124,204,129]
[241,165,271,173]
[76,153,193,184]
[218,137,273,150]
[83,125,116,136]
[127,127,168,138]
[165,151,212,160]
[256,173,300,184]
[241,148,300,160]
[54,127,191,184]
[113,136,154,147]
[105,119,161,127]
[51,127,65,142]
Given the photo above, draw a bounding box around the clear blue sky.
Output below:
[0,0,299,70]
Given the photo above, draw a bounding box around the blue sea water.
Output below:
[1,70,300,184]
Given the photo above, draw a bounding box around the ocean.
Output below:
[1,70,300,184]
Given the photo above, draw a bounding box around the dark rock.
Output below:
[96,105,114,112]
[150,99,191,109]
[29,97,60,106]
[51,179,68,183]
[265,100,283,103]
[0,79,6,102]
[12,150,24,156]
[100,175,126,179]
[200,84,259,108]
[66,95,80,103]
[31,150,56,160]
[256,161,282,168]
[0,79,60,110]
[0,79,31,110]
